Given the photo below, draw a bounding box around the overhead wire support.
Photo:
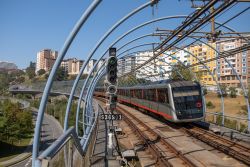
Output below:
[121,0,237,78]
[154,0,218,51]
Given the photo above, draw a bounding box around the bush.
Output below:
[217,85,227,97]
[206,101,215,109]
[239,123,247,132]
[229,87,237,98]
[203,88,207,95]
[37,69,46,76]
[224,118,237,130]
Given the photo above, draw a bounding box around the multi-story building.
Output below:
[162,48,190,76]
[61,60,69,73]
[83,59,97,74]
[118,56,136,76]
[36,49,58,73]
[135,51,162,81]
[97,59,105,72]
[188,43,217,86]
[61,58,84,75]
[216,39,249,88]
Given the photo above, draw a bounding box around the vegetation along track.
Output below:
[96,97,197,167]
[183,125,250,166]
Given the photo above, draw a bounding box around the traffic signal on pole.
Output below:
[106,48,117,85]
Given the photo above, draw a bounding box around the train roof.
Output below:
[118,80,200,90]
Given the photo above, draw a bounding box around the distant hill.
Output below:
[0,61,18,71]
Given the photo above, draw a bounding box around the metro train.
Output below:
[94,80,205,123]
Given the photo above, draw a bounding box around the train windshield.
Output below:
[172,86,203,120]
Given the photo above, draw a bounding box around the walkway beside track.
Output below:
[90,105,108,167]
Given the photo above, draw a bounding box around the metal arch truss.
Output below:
[32,1,250,166]
[32,1,160,166]
[32,0,102,166]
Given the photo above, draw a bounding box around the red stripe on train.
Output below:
[118,98,173,120]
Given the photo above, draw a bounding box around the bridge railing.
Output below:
[36,105,100,167]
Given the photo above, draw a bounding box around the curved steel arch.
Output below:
[32,1,102,166]
[112,43,225,121]
[70,13,246,136]
[74,15,245,134]
[74,16,193,133]
[64,1,154,134]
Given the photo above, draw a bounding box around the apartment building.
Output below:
[118,56,136,76]
[216,39,249,88]
[188,43,217,86]
[61,58,84,75]
[36,49,58,73]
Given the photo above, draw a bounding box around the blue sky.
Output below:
[0,0,249,69]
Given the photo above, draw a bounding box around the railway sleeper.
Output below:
[186,130,250,166]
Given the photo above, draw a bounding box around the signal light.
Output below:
[106,48,117,85]
[107,85,117,94]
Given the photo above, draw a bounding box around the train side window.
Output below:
[143,89,148,100]
[130,90,133,97]
[139,89,142,99]
[135,89,142,99]
[148,89,156,101]
[157,89,169,104]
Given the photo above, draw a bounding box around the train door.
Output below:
[157,88,171,118]
[147,89,156,110]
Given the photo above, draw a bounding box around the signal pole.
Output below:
[102,48,122,161]
[187,0,218,42]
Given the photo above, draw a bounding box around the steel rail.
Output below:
[96,97,198,167]
[185,125,250,166]
[75,14,245,135]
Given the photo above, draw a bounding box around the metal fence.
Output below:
[205,111,249,132]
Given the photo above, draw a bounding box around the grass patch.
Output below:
[205,92,247,116]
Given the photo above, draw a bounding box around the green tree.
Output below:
[0,72,10,94]
[218,84,228,97]
[26,61,36,79]
[37,69,46,76]
[169,62,195,81]
[203,87,208,95]
[0,100,33,143]
[229,87,237,98]
[206,101,215,109]
[55,67,68,81]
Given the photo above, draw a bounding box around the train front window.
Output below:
[172,86,203,119]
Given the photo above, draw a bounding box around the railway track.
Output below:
[183,125,250,166]
[95,96,250,166]
[96,97,198,167]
